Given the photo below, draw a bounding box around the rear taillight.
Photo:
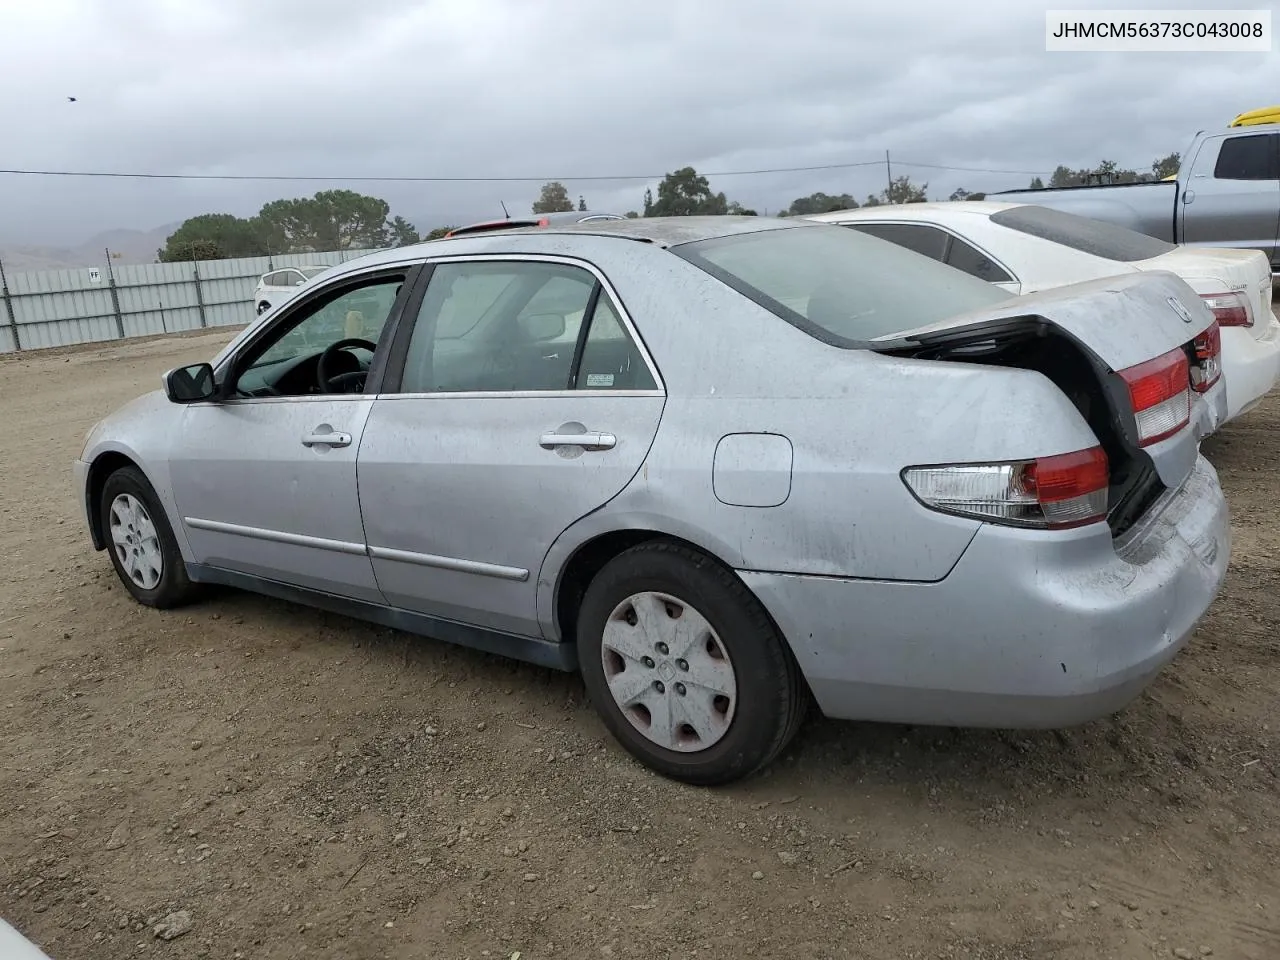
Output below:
[1199,291,1252,328]
[1190,321,1222,393]
[902,446,1109,530]
[1119,348,1190,446]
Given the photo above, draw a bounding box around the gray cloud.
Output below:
[1,0,1276,246]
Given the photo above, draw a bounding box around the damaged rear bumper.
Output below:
[742,454,1229,728]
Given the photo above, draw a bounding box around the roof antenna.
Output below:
[499,200,510,218]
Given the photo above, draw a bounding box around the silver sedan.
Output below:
[75,217,1230,785]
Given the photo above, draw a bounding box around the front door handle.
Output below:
[539,431,616,451]
[301,430,352,448]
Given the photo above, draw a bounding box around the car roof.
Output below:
[333,216,808,272]
[805,200,1026,222]
[454,215,806,246]
[445,211,627,238]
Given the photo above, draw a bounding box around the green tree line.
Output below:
[158,189,424,262]
[161,152,1186,261]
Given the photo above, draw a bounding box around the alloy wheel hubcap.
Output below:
[108,493,163,590]
[600,591,737,753]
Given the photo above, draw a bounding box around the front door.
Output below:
[168,270,413,602]
[357,257,666,638]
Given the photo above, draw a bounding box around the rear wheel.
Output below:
[99,466,200,609]
[577,541,807,785]
[256,301,271,315]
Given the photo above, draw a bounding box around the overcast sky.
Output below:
[1,0,1277,246]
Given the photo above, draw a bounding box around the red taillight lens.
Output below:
[902,446,1109,530]
[1119,348,1191,446]
[1190,321,1222,393]
[1200,292,1252,328]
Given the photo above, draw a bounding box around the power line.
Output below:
[893,160,1055,176]
[0,157,1053,183]
[0,159,884,183]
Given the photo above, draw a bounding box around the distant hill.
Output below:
[0,222,180,273]
[0,209,488,275]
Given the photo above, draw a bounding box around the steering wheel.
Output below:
[317,338,377,394]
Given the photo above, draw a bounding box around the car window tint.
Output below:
[673,223,1011,344]
[399,261,597,393]
[575,296,657,390]
[1213,134,1278,180]
[944,236,1014,283]
[988,205,1176,261]
[845,222,948,260]
[264,272,288,286]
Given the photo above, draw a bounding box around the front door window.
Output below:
[231,276,405,398]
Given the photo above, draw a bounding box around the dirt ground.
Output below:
[0,328,1276,960]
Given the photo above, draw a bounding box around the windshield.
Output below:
[990,204,1177,261]
[672,223,1013,343]
[300,266,330,279]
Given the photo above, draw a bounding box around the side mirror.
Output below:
[163,362,218,403]
[519,312,567,341]
[296,279,306,286]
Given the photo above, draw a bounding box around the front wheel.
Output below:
[577,541,807,786]
[99,465,200,609]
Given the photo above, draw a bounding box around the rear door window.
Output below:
[1213,134,1279,181]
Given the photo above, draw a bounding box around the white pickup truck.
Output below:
[994,123,1280,276]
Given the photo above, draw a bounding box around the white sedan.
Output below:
[252,264,332,316]
[805,201,1280,424]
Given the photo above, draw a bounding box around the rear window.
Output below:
[989,205,1176,262]
[671,223,1012,344]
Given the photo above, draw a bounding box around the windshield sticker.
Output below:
[585,373,615,387]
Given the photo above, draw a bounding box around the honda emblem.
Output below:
[1167,296,1196,324]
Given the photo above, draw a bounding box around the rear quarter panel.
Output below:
[591,354,1097,580]
[531,243,1102,638]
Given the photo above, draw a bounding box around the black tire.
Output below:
[99,465,201,609]
[256,301,270,315]
[577,540,807,786]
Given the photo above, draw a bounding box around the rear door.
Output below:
[357,256,666,639]
[1180,132,1280,267]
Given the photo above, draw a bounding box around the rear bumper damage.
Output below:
[743,454,1229,729]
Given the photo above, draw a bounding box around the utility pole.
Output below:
[885,150,893,204]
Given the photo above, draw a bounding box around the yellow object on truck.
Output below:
[1230,106,1280,127]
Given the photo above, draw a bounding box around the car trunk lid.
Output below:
[872,272,1215,526]
[1134,246,1273,339]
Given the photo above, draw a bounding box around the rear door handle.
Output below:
[539,431,616,451]
[301,431,352,448]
